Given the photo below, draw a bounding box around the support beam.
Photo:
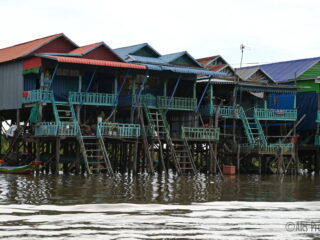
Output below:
[197,77,212,111]
[55,138,60,175]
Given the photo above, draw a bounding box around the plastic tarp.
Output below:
[268,93,294,109]
[296,92,317,131]
[29,104,39,123]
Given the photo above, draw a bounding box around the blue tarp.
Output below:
[268,93,294,109]
[296,92,317,130]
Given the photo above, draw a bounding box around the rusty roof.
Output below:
[0,33,76,64]
[68,42,103,55]
[197,56,219,66]
[39,54,147,70]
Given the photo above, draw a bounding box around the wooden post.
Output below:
[75,141,80,174]
[55,138,60,175]
[237,144,240,174]
[36,138,40,174]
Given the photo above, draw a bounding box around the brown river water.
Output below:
[0,173,319,239]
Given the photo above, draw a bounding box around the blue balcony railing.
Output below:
[22,90,53,103]
[157,97,197,111]
[35,122,79,136]
[199,105,239,118]
[254,108,297,121]
[182,127,220,141]
[69,92,118,106]
[97,122,141,137]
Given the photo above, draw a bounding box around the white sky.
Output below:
[1,0,320,67]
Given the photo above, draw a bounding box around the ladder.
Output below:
[143,106,196,174]
[52,101,77,123]
[78,133,113,175]
[240,107,267,146]
[52,98,113,175]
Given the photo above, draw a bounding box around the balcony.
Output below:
[182,127,220,141]
[97,122,141,137]
[35,122,79,136]
[69,92,118,106]
[240,142,294,153]
[262,143,294,154]
[199,105,239,118]
[254,108,297,121]
[22,90,53,103]
[157,96,197,111]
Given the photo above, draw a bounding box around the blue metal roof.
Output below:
[140,63,227,77]
[160,51,203,67]
[114,43,161,60]
[238,57,320,82]
[126,55,167,65]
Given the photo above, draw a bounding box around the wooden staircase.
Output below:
[240,107,267,147]
[143,106,196,174]
[52,98,113,175]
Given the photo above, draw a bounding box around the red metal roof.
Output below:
[206,64,226,72]
[40,55,147,70]
[197,56,219,66]
[0,33,65,64]
[69,42,102,55]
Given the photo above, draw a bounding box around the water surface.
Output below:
[0,173,319,239]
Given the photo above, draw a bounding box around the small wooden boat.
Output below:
[0,163,35,174]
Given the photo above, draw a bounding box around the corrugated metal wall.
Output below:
[0,61,23,110]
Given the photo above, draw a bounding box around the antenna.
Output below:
[240,44,245,68]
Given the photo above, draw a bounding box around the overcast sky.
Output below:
[1,0,320,67]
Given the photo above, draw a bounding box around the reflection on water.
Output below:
[0,173,319,239]
[0,173,319,204]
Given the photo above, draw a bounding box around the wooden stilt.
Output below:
[55,138,60,175]
[75,141,80,174]
[237,144,240,174]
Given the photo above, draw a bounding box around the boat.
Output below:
[0,162,38,174]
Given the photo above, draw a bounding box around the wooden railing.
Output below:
[254,108,297,121]
[181,127,220,141]
[157,96,197,111]
[69,92,118,106]
[22,90,53,103]
[199,105,238,118]
[97,122,141,137]
[35,122,79,136]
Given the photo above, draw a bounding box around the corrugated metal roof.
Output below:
[236,67,274,82]
[69,42,103,55]
[114,43,161,60]
[39,55,147,70]
[136,63,226,77]
[197,55,220,66]
[0,33,78,64]
[68,41,123,62]
[160,51,203,67]
[239,57,320,82]
[236,67,260,80]
[126,55,167,65]
[197,78,299,93]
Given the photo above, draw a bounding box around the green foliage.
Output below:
[1,135,9,153]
